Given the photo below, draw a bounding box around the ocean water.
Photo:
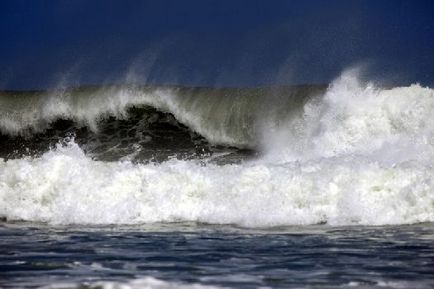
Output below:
[1,223,434,289]
[1,70,434,288]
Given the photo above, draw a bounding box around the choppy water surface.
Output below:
[1,223,434,289]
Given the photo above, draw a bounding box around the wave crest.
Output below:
[0,85,324,148]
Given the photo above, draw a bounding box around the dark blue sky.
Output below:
[1,0,433,89]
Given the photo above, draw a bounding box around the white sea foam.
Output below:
[261,70,434,163]
[1,72,434,227]
[41,276,223,289]
[0,139,433,226]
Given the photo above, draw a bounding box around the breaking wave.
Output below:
[1,70,434,227]
[0,84,324,148]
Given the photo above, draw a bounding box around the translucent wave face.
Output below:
[0,85,323,148]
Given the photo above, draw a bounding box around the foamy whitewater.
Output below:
[1,71,434,227]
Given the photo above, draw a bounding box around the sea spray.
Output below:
[261,70,434,163]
